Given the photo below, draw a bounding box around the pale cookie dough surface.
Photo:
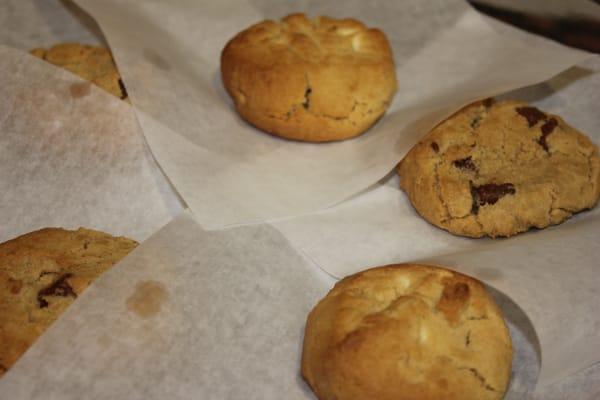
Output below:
[0,228,137,377]
[30,43,128,100]
[398,100,600,238]
[301,264,512,400]
[221,13,397,142]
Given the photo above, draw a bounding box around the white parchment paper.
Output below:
[0,0,104,50]
[275,57,600,387]
[72,0,590,229]
[0,1,599,397]
[0,45,184,242]
[0,208,592,400]
[0,211,332,400]
[0,210,562,399]
[0,40,594,399]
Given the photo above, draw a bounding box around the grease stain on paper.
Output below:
[69,82,91,98]
[126,280,169,318]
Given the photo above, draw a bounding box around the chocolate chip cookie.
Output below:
[398,100,600,238]
[30,43,128,100]
[302,264,512,400]
[221,13,397,142]
[0,228,137,376]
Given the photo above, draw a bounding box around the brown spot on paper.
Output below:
[126,280,169,318]
[69,82,91,98]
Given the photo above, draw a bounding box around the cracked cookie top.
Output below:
[301,264,512,400]
[0,228,137,377]
[398,99,600,238]
[220,13,397,142]
[30,43,128,100]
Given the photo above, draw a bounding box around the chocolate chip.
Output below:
[302,87,312,109]
[470,115,482,129]
[470,182,516,214]
[431,142,439,153]
[482,98,495,108]
[118,78,128,100]
[38,297,48,308]
[539,118,558,151]
[37,273,77,308]
[453,156,477,172]
[541,118,558,135]
[516,106,547,127]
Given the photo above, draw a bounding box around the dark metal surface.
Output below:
[469,1,600,53]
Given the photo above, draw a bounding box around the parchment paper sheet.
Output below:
[0,1,598,398]
[0,0,103,50]
[73,0,590,229]
[0,45,184,242]
[0,210,580,400]
[0,41,596,399]
[275,57,600,387]
[0,211,331,400]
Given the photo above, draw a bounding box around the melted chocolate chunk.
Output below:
[118,79,128,100]
[453,156,477,172]
[516,106,547,127]
[539,118,558,151]
[470,182,516,214]
[37,274,77,308]
[431,142,439,153]
[302,87,312,109]
[482,98,495,108]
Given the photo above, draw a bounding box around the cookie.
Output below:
[30,43,128,100]
[301,264,512,400]
[398,99,600,238]
[221,13,397,142]
[0,228,137,377]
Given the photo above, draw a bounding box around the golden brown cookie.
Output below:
[0,228,137,377]
[398,99,600,238]
[221,13,397,142]
[301,264,512,400]
[30,43,128,100]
